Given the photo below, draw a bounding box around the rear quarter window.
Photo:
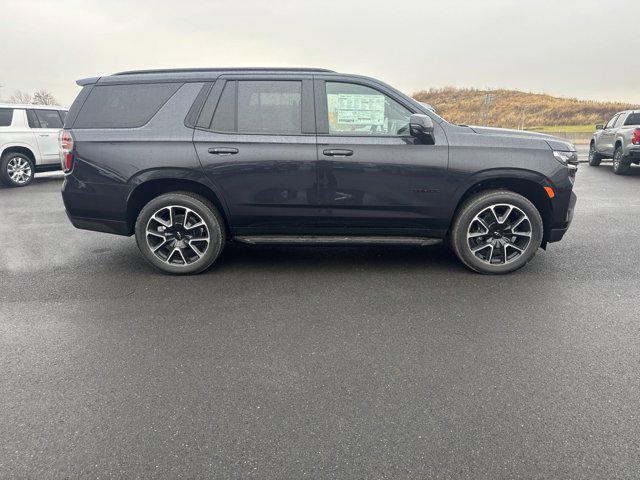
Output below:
[0,108,14,127]
[73,83,182,128]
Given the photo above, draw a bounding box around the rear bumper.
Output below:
[65,211,130,236]
[62,175,132,236]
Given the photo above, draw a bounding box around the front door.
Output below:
[193,77,319,235]
[313,78,449,237]
[598,114,619,156]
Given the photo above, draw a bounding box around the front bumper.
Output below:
[548,190,577,243]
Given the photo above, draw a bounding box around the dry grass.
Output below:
[412,87,639,130]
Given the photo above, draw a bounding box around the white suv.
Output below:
[0,103,68,187]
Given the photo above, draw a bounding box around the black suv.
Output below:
[61,68,577,275]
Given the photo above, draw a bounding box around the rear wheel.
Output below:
[451,190,544,274]
[0,152,34,187]
[134,192,225,274]
[612,147,631,175]
[588,143,602,166]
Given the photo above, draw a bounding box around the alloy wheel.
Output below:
[7,157,32,185]
[466,203,532,265]
[613,150,620,169]
[145,205,210,266]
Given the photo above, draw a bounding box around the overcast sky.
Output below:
[1,0,638,107]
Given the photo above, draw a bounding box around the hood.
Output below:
[469,126,576,151]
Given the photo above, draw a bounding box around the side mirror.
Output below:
[596,124,604,130]
[410,114,434,137]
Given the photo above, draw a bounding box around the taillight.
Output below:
[633,128,640,146]
[59,130,75,172]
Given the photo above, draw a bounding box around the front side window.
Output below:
[605,115,619,129]
[0,108,14,127]
[613,114,626,128]
[325,82,411,136]
[33,109,63,128]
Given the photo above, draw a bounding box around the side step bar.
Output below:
[234,235,442,246]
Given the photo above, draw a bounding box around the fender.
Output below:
[449,168,553,219]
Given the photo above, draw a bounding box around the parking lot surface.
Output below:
[1,158,639,478]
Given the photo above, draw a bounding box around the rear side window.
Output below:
[34,109,64,128]
[208,80,302,135]
[73,83,182,128]
[237,81,301,134]
[625,113,640,126]
[0,108,13,127]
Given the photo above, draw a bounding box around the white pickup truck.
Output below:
[589,110,640,175]
[0,103,68,187]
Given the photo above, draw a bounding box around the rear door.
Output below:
[27,109,65,164]
[193,75,319,235]
[313,76,449,236]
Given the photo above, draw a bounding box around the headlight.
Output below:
[553,150,578,170]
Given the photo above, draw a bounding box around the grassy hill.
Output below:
[412,87,639,131]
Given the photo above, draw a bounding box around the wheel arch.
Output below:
[126,173,230,236]
[0,144,38,164]
[450,171,553,243]
[614,138,623,150]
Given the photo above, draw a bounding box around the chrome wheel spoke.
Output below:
[146,204,210,266]
[467,203,532,266]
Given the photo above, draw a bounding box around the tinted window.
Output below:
[59,110,68,122]
[26,109,40,128]
[34,109,64,128]
[325,82,411,136]
[211,81,236,132]
[624,113,640,126]
[237,81,301,134]
[74,83,182,128]
[0,108,13,127]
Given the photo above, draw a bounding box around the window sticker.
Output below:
[328,93,386,130]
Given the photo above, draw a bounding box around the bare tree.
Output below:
[32,89,58,105]
[8,90,32,104]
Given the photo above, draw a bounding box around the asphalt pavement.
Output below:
[1,154,639,479]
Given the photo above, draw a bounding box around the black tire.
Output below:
[450,190,544,275]
[134,192,226,274]
[588,142,602,167]
[0,152,35,187]
[612,147,631,175]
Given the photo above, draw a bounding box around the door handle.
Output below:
[39,134,50,137]
[208,147,239,155]
[323,149,353,157]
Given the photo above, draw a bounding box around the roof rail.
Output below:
[113,67,335,76]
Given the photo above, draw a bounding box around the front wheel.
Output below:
[0,153,35,187]
[450,190,544,274]
[612,147,631,175]
[134,192,226,274]
[588,143,602,166]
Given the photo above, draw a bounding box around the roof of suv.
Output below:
[78,67,338,86]
[0,103,66,110]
